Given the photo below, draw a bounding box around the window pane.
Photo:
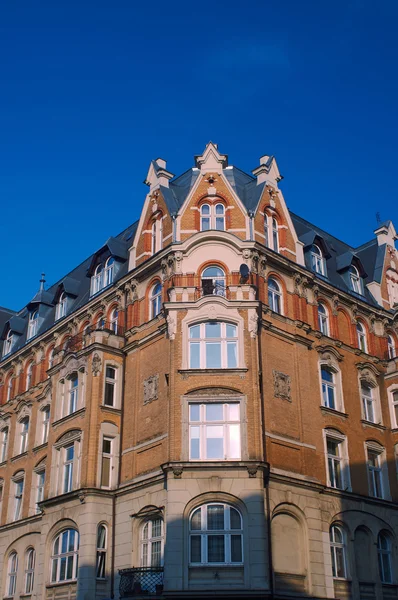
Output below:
[190,343,200,368]
[189,404,200,421]
[66,555,74,580]
[228,424,241,459]
[201,205,210,215]
[205,323,221,338]
[205,343,221,368]
[230,507,241,529]
[104,382,115,406]
[97,526,106,548]
[226,324,236,338]
[327,386,335,409]
[335,547,345,578]
[228,404,240,421]
[227,342,237,368]
[106,367,115,379]
[191,508,201,530]
[69,530,76,551]
[206,426,224,459]
[51,559,57,582]
[327,440,338,456]
[189,325,200,339]
[231,535,242,562]
[151,541,162,567]
[206,404,223,421]
[60,556,66,581]
[61,532,68,553]
[190,427,200,459]
[190,535,201,562]
[216,218,224,230]
[201,218,210,231]
[208,535,225,562]
[102,439,111,454]
[101,456,111,487]
[207,505,224,530]
[321,368,333,383]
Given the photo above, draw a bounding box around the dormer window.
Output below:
[264,213,279,252]
[200,203,225,231]
[104,257,115,286]
[55,292,67,321]
[349,266,362,294]
[311,245,326,276]
[2,330,14,357]
[27,311,38,340]
[92,264,104,295]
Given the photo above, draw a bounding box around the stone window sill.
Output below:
[179,368,248,376]
[32,442,48,453]
[52,408,85,428]
[360,420,386,431]
[320,406,348,418]
[11,451,28,462]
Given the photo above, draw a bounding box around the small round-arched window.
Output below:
[201,266,226,297]
[51,529,79,583]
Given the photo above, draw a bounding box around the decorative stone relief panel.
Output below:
[273,370,291,402]
[144,374,159,405]
[92,353,102,377]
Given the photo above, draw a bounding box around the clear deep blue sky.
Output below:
[1,0,398,310]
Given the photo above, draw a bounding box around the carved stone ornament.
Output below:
[167,254,176,276]
[144,374,159,405]
[273,370,292,401]
[259,255,267,277]
[247,466,258,478]
[249,312,258,338]
[174,251,183,274]
[301,276,309,300]
[332,295,339,316]
[312,284,320,299]
[251,250,260,274]
[16,404,32,421]
[92,353,102,377]
[166,314,177,341]
[78,492,86,504]
[351,303,358,324]
[293,273,302,296]
[172,467,183,479]
[242,249,251,261]
[161,258,168,281]
[369,314,376,334]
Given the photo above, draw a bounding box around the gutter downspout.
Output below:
[110,287,128,598]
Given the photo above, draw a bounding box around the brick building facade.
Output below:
[0,142,398,600]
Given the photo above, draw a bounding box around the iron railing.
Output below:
[53,321,125,355]
[119,567,164,597]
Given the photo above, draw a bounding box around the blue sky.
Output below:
[1,0,398,310]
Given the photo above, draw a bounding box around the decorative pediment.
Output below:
[144,158,174,192]
[357,362,379,386]
[34,456,46,471]
[0,413,11,430]
[15,402,32,421]
[55,429,81,446]
[59,355,86,379]
[315,345,344,362]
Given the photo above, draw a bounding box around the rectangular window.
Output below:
[327,438,343,489]
[367,449,383,498]
[36,470,45,512]
[189,403,241,460]
[189,322,238,369]
[361,384,375,423]
[104,367,116,407]
[42,408,50,444]
[63,445,74,493]
[14,479,24,521]
[1,428,8,463]
[68,375,78,415]
[101,437,113,488]
[20,419,29,454]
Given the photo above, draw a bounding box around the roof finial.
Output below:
[39,273,46,291]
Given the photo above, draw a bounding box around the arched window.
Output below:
[96,524,107,579]
[110,308,118,334]
[311,245,326,275]
[91,264,104,295]
[200,203,225,231]
[141,518,164,567]
[97,314,105,330]
[104,257,115,287]
[321,367,336,410]
[25,361,34,391]
[24,547,35,594]
[27,311,38,340]
[330,525,347,578]
[3,330,14,357]
[189,322,238,369]
[392,391,398,429]
[318,303,329,335]
[377,532,393,583]
[356,322,367,353]
[7,551,18,597]
[201,266,226,297]
[388,335,396,359]
[349,265,362,294]
[325,430,350,490]
[151,221,157,254]
[272,218,279,252]
[51,529,79,583]
[264,213,279,251]
[361,383,375,423]
[189,503,243,565]
[150,283,162,319]
[56,292,68,320]
[268,278,282,314]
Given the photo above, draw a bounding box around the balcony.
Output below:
[119,567,164,597]
[54,321,125,356]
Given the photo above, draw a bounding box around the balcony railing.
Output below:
[54,321,125,356]
[119,567,164,597]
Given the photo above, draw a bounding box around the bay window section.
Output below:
[53,432,82,496]
[189,504,243,565]
[189,402,241,460]
[189,322,238,369]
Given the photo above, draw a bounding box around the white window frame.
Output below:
[367,448,383,499]
[59,369,85,419]
[189,402,241,460]
[141,518,164,567]
[150,282,162,319]
[321,366,337,410]
[96,524,107,579]
[188,322,238,369]
[189,503,243,566]
[63,444,75,494]
[151,218,163,253]
[6,551,18,597]
[53,433,82,496]
[350,265,362,294]
[25,361,33,391]
[311,244,326,275]
[378,532,393,584]
[20,417,29,454]
[365,442,390,500]
[264,214,279,251]
[27,311,38,340]
[109,308,118,334]
[361,382,376,423]
[388,335,396,359]
[56,292,67,320]
[201,266,226,297]
[356,322,368,353]
[330,524,347,579]
[324,429,350,491]
[35,469,45,513]
[0,427,9,463]
[91,264,104,296]
[41,406,50,444]
[104,257,115,287]
[200,203,225,231]
[104,366,117,407]
[318,303,329,335]
[268,278,282,314]
[388,386,398,429]
[24,547,35,594]
[13,475,24,521]
[51,529,79,583]
[100,436,114,489]
[3,330,14,357]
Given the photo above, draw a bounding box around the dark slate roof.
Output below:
[0,219,138,359]
[162,169,201,214]
[290,212,383,306]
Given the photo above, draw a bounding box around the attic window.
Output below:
[91,257,115,296]
[264,213,279,252]
[310,245,326,276]
[27,311,38,340]
[2,330,14,357]
[349,266,362,294]
[55,292,67,321]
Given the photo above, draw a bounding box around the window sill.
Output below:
[189,563,243,568]
[0,460,7,467]
[32,442,48,453]
[52,408,85,428]
[11,451,28,462]
[46,580,77,589]
[179,368,248,376]
[361,420,386,431]
[320,406,348,418]
[100,405,121,414]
